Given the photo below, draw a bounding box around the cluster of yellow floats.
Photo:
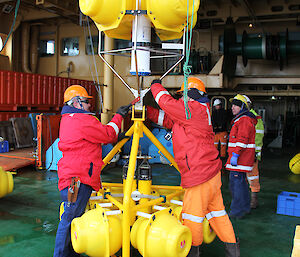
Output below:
[59,109,216,257]
[0,167,14,198]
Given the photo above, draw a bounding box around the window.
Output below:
[39,39,55,57]
[86,36,98,55]
[61,37,79,56]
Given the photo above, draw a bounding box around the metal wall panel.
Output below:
[0,70,96,112]
[0,111,59,122]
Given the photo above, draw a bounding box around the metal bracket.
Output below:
[125,10,147,15]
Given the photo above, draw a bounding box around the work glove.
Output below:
[230,152,239,166]
[151,79,162,86]
[255,152,261,161]
[117,131,131,142]
[116,103,131,118]
[187,88,204,100]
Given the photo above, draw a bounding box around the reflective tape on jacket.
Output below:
[182,213,204,223]
[255,146,262,151]
[107,122,119,135]
[228,142,256,149]
[157,110,165,126]
[256,129,264,134]
[155,90,170,103]
[226,163,253,171]
[205,210,227,221]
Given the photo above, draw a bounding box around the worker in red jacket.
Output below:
[147,78,239,257]
[54,85,131,257]
[226,94,257,219]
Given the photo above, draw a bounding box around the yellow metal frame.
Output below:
[100,106,183,257]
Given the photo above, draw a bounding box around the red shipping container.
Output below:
[0,70,97,112]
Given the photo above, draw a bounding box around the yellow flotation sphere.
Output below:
[0,167,14,198]
[289,153,300,175]
[131,208,192,257]
[71,206,122,257]
[203,218,217,244]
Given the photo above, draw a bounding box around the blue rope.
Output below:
[0,0,20,52]
[183,0,195,119]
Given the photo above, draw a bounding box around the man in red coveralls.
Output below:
[147,78,239,257]
[225,94,257,219]
[53,85,131,257]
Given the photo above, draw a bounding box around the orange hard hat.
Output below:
[177,77,206,93]
[64,85,92,103]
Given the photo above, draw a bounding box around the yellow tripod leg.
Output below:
[122,120,143,257]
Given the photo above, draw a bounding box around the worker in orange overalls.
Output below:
[212,98,229,158]
[147,78,239,257]
[243,95,264,209]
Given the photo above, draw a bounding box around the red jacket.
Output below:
[225,111,257,172]
[148,83,221,188]
[58,106,123,191]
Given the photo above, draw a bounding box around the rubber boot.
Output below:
[187,246,200,257]
[224,241,240,257]
[250,192,258,209]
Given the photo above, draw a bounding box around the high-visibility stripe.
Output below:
[200,103,212,125]
[206,210,227,221]
[247,175,259,181]
[155,91,170,103]
[157,110,165,126]
[255,146,262,151]
[182,213,204,223]
[256,129,264,134]
[214,142,218,145]
[226,163,253,171]
[107,122,119,135]
[221,142,227,145]
[256,152,261,156]
[228,142,255,148]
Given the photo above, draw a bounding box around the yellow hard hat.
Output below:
[64,85,92,103]
[177,77,206,93]
[229,94,249,108]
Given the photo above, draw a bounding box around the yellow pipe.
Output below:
[122,121,143,257]
[133,190,184,212]
[101,35,114,125]
[138,180,152,213]
[101,125,134,170]
[143,124,180,172]
[102,182,124,188]
[105,194,124,211]
[151,185,183,190]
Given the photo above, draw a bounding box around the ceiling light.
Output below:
[248,23,253,28]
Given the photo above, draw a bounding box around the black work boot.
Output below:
[224,241,240,257]
[250,192,258,209]
[187,245,200,257]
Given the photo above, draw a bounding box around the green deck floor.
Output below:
[0,147,299,257]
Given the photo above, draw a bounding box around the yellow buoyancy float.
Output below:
[289,153,300,175]
[0,167,14,198]
[79,0,200,41]
[71,206,122,257]
[130,208,192,257]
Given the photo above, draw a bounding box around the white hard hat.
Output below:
[213,99,222,106]
[242,94,252,104]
